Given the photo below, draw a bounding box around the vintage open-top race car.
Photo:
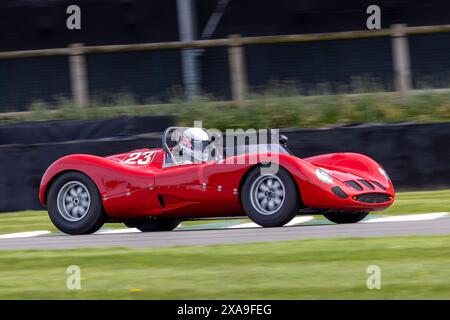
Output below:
[39,127,395,235]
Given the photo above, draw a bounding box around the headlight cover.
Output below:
[315,168,333,184]
[378,167,390,180]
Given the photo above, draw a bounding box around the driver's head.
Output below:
[179,128,210,162]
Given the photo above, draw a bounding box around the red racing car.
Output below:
[39,127,395,235]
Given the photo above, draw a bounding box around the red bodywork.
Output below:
[39,148,395,220]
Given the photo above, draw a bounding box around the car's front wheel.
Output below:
[47,172,105,235]
[241,166,299,227]
[323,211,369,224]
[125,220,180,232]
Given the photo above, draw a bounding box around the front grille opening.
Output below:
[358,179,375,190]
[371,181,387,191]
[354,193,392,203]
[345,180,363,191]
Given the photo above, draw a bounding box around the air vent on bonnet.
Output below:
[371,181,387,191]
[358,179,375,190]
[345,180,363,191]
[332,186,348,199]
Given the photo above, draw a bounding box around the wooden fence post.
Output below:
[391,24,412,95]
[228,35,248,105]
[69,43,89,107]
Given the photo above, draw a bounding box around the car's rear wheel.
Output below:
[323,211,369,224]
[241,166,299,227]
[47,172,104,235]
[125,220,180,232]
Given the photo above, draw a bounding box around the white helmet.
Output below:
[178,128,210,163]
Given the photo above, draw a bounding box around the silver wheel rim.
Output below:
[57,181,91,222]
[250,174,285,215]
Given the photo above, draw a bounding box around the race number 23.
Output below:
[123,151,154,166]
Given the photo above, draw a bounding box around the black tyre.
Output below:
[241,166,299,227]
[47,171,105,235]
[324,211,369,224]
[126,220,180,232]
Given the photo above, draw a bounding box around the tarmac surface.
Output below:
[0,217,449,250]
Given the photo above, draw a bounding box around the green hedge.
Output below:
[2,90,450,130]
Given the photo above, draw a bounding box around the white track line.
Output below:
[97,228,141,234]
[98,224,188,234]
[362,212,449,223]
[0,230,51,239]
[228,216,314,229]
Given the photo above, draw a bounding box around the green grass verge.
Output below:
[384,189,450,215]
[0,189,449,235]
[0,235,449,299]
[0,211,123,235]
[3,90,450,130]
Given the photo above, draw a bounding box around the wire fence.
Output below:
[1,24,450,113]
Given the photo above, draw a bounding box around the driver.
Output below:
[173,128,210,164]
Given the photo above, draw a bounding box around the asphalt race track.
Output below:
[0,217,449,250]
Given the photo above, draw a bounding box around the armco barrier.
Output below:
[1,121,450,212]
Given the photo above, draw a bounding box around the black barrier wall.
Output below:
[1,120,450,212]
[0,115,174,145]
